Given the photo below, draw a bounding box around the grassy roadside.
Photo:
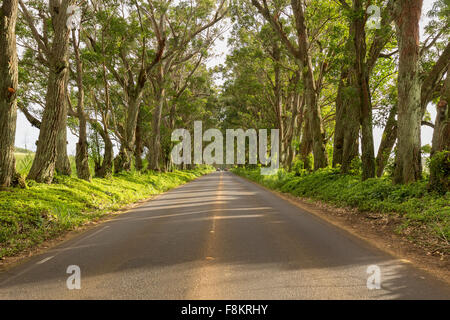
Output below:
[232,167,450,255]
[0,167,214,258]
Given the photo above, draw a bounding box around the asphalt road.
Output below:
[1,172,449,299]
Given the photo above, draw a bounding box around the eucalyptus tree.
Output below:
[69,5,91,181]
[229,0,346,170]
[85,0,227,171]
[429,69,449,191]
[145,0,228,171]
[221,11,302,168]
[162,53,207,169]
[374,41,450,177]
[161,60,219,171]
[431,70,449,156]
[392,0,424,184]
[371,0,450,184]
[85,0,163,171]
[19,0,75,182]
[0,0,19,187]
[87,60,118,178]
[250,0,329,170]
[66,20,117,179]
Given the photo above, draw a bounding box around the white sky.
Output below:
[15,0,439,156]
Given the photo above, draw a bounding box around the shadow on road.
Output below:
[0,172,449,299]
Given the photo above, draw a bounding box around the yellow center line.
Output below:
[187,172,223,298]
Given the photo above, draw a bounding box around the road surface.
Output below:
[1,172,449,299]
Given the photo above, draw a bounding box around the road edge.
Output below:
[231,172,450,287]
[0,172,214,272]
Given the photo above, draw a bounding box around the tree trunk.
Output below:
[0,0,18,187]
[114,145,131,173]
[429,69,449,191]
[119,93,142,171]
[337,1,376,178]
[332,70,347,167]
[100,132,113,177]
[353,0,375,180]
[134,112,144,171]
[292,0,328,170]
[340,99,360,174]
[393,0,423,184]
[334,30,360,173]
[149,95,164,171]
[431,70,450,155]
[55,100,72,176]
[92,130,102,174]
[272,42,285,165]
[340,38,360,174]
[285,94,302,170]
[303,53,328,171]
[75,120,90,180]
[94,125,113,178]
[375,105,398,177]
[376,41,449,178]
[27,0,72,183]
[339,77,360,173]
[148,66,165,171]
[251,0,328,169]
[299,115,312,171]
[95,45,113,178]
[72,29,90,181]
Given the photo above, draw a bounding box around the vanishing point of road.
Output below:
[1,172,449,299]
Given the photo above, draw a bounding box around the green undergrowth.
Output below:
[232,167,450,250]
[0,167,213,258]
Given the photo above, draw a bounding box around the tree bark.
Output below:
[98,131,113,177]
[337,32,360,174]
[336,0,393,177]
[375,105,398,177]
[0,0,19,187]
[27,0,73,183]
[120,92,144,170]
[86,5,166,173]
[340,92,360,174]
[251,0,328,170]
[299,114,312,171]
[55,99,72,176]
[285,91,303,169]
[393,0,423,184]
[72,29,91,181]
[338,67,360,173]
[75,118,90,180]
[353,0,375,180]
[134,111,144,171]
[95,46,113,178]
[375,42,449,177]
[332,70,346,167]
[431,71,450,155]
[429,69,450,191]
[92,122,113,178]
[292,0,328,170]
[114,145,131,173]
[272,41,286,165]
[101,131,114,177]
[148,65,165,171]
